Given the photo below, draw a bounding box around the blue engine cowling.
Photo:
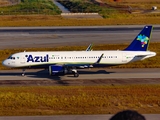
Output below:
[49,65,65,76]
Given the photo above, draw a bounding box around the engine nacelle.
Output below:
[49,65,65,76]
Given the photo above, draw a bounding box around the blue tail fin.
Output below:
[124,25,153,51]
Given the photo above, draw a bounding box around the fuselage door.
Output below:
[20,55,26,65]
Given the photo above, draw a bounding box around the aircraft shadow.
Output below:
[0,69,60,80]
[66,69,115,78]
[78,69,114,74]
[0,69,70,85]
[0,69,115,86]
[0,69,114,79]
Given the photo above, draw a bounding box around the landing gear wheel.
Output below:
[74,73,79,77]
[22,69,25,76]
[22,73,25,76]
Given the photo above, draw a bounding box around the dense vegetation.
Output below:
[0,0,61,15]
[57,0,120,18]
[57,0,160,18]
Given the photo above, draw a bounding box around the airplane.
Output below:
[2,25,156,77]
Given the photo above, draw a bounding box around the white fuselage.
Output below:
[2,50,156,68]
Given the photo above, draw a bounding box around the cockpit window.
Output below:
[8,56,15,60]
[8,56,11,59]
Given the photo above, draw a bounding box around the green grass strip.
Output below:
[0,0,61,15]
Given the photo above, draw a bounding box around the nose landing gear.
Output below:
[22,69,25,76]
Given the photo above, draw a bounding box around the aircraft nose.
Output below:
[2,59,10,67]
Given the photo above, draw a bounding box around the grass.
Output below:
[0,0,159,26]
[0,42,160,70]
[0,14,160,26]
[0,85,160,116]
[58,0,120,18]
[58,0,160,18]
[0,0,61,15]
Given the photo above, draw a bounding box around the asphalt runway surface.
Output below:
[0,68,160,86]
[0,25,160,49]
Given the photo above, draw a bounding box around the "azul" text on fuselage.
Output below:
[26,54,49,62]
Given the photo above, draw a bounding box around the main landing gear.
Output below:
[71,69,79,77]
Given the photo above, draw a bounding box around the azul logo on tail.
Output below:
[26,54,49,62]
[137,34,149,47]
[124,26,153,51]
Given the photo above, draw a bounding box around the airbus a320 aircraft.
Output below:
[2,26,156,77]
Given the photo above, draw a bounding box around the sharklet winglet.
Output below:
[86,43,93,51]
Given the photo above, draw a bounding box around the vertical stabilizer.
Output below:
[124,26,153,51]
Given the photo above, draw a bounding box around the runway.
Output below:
[0,68,160,86]
[0,25,160,49]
